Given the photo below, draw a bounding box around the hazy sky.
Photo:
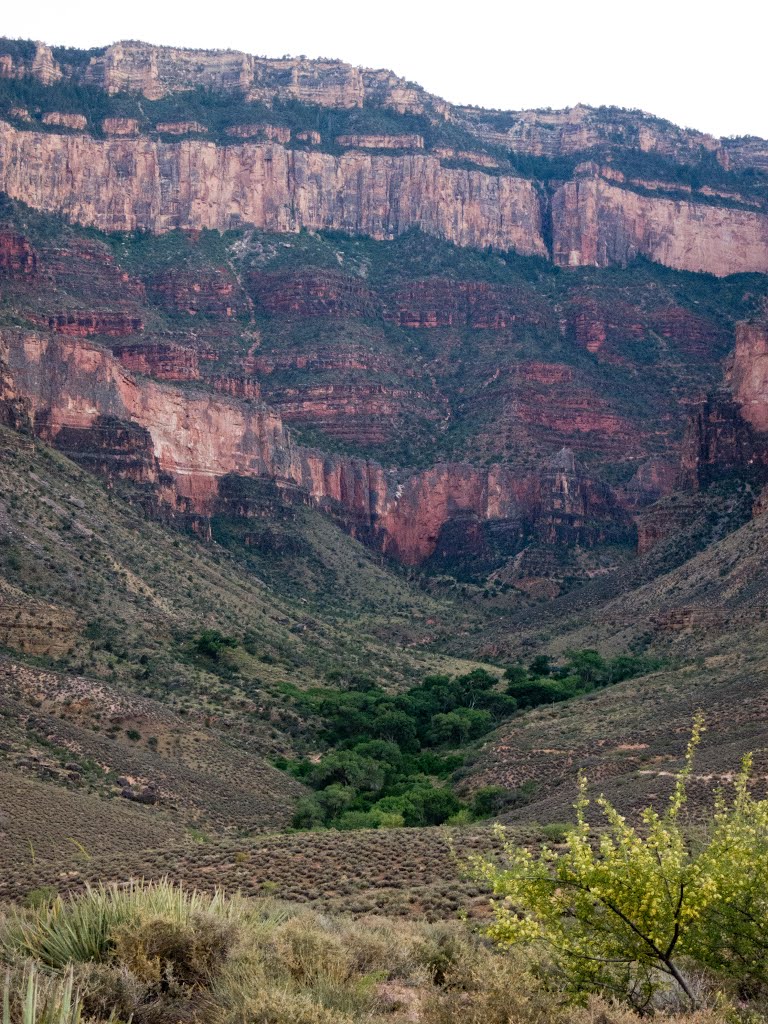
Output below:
[3,0,764,140]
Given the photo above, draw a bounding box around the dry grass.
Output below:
[0,881,756,1024]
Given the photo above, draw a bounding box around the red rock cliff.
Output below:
[0,328,629,564]
[729,322,768,432]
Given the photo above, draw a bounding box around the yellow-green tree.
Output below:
[469,717,768,1008]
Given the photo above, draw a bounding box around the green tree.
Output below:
[429,708,493,745]
[469,717,768,1009]
[194,629,238,659]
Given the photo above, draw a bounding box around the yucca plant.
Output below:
[1,879,238,969]
[2,966,81,1024]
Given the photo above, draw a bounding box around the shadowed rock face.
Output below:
[730,322,768,433]
[0,229,36,274]
[0,327,633,564]
[678,322,768,494]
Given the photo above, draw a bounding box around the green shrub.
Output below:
[469,717,768,1009]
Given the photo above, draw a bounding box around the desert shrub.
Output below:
[111,914,235,990]
[469,717,768,1009]
[23,888,59,911]
[193,630,237,660]
[539,822,572,844]
[419,946,561,1024]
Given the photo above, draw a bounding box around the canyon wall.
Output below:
[0,121,546,253]
[2,118,768,274]
[729,322,768,432]
[0,42,757,171]
[552,172,768,276]
[0,328,631,563]
[679,322,768,491]
[0,41,449,115]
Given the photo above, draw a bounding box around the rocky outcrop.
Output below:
[675,320,768,496]
[262,383,437,445]
[225,124,290,142]
[382,279,546,330]
[113,342,201,381]
[636,496,702,554]
[679,390,768,490]
[102,117,140,136]
[147,269,242,318]
[552,169,768,276]
[0,121,546,253]
[461,104,722,165]
[533,447,633,546]
[70,41,448,116]
[210,376,261,400]
[0,230,36,275]
[33,238,147,303]
[336,134,424,149]
[729,322,768,432]
[41,112,86,130]
[29,312,143,338]
[155,121,208,135]
[623,458,678,509]
[54,415,160,486]
[248,270,379,319]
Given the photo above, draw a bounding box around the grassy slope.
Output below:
[0,426,484,696]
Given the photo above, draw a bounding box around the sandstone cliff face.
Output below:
[0,328,630,564]
[29,312,143,337]
[3,38,768,274]
[77,42,450,116]
[0,122,546,254]
[552,171,768,276]
[335,134,424,150]
[729,322,768,432]
[113,342,201,381]
[460,104,722,165]
[2,116,768,273]
[0,42,737,171]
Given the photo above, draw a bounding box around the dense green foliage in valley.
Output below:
[275,649,661,831]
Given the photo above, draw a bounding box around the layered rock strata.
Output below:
[0,327,631,564]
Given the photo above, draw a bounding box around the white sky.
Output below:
[2,0,765,140]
